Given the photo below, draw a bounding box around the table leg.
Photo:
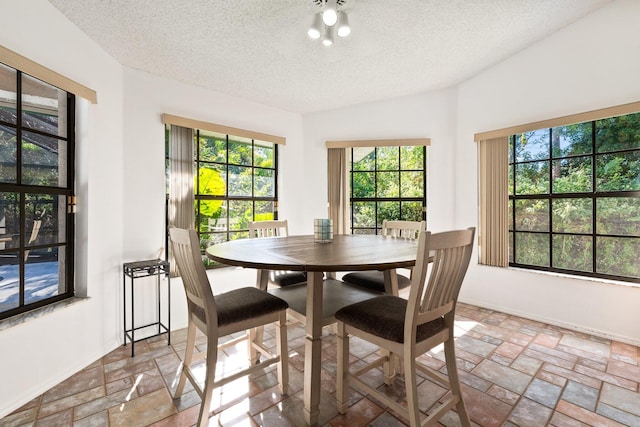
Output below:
[256,269,270,291]
[251,269,271,364]
[383,269,400,295]
[123,270,126,347]
[131,274,135,357]
[303,271,323,426]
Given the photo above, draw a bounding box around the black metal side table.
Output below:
[123,259,170,356]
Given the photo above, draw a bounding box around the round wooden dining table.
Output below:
[206,234,419,425]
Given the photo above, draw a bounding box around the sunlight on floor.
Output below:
[119,374,144,412]
[428,319,479,355]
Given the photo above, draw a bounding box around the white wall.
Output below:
[0,1,305,418]
[2,0,640,418]
[302,88,459,232]
[303,0,640,345]
[0,0,125,417]
[121,68,304,253]
[456,0,640,345]
[121,68,305,327]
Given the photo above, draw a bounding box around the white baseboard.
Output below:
[0,338,120,419]
[459,298,640,347]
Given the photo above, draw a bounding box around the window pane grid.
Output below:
[350,146,426,234]
[509,113,640,282]
[0,65,74,320]
[193,130,277,267]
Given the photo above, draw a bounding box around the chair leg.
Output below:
[404,350,421,427]
[251,326,263,364]
[248,327,257,364]
[336,322,349,414]
[253,266,270,365]
[276,311,289,395]
[197,335,218,427]
[327,323,338,335]
[383,349,395,385]
[444,338,471,427]
[174,321,196,398]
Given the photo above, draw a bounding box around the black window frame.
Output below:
[349,146,427,234]
[508,114,640,283]
[191,129,278,267]
[0,64,76,320]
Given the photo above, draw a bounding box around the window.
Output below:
[350,145,426,234]
[163,115,284,269]
[0,62,75,319]
[195,129,277,256]
[508,112,640,282]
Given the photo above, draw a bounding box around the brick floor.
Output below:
[2,302,639,426]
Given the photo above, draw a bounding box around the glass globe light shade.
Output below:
[322,0,338,26]
[307,13,323,39]
[336,11,350,37]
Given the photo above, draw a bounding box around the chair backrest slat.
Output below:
[381,220,424,239]
[249,220,289,238]
[406,227,475,336]
[169,227,217,324]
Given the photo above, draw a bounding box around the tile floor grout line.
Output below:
[4,304,640,427]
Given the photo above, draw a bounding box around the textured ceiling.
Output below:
[48,0,613,114]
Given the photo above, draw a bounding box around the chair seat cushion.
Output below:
[196,287,289,327]
[272,271,308,287]
[335,295,445,343]
[341,270,411,293]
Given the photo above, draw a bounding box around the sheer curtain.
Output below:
[168,125,194,275]
[478,136,509,267]
[327,148,349,235]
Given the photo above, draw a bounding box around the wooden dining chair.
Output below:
[341,219,425,295]
[248,219,308,287]
[336,227,475,427]
[169,227,289,427]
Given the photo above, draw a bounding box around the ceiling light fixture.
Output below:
[307,12,323,39]
[322,0,338,26]
[336,11,350,37]
[308,0,350,46]
[321,25,335,47]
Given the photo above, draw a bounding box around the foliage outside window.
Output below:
[194,130,277,266]
[350,146,426,234]
[509,112,640,282]
[0,63,75,319]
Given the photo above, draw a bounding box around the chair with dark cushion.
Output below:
[169,227,289,427]
[248,220,308,287]
[336,227,475,427]
[341,220,425,294]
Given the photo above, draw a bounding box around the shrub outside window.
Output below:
[508,113,640,282]
[350,146,426,234]
[194,130,277,267]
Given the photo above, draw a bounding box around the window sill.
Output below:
[0,297,89,332]
[505,265,640,289]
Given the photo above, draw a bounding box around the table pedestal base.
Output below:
[303,335,322,425]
